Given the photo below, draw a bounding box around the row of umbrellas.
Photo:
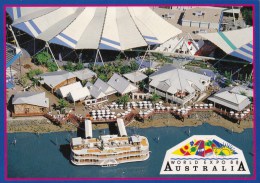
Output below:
[230,108,251,118]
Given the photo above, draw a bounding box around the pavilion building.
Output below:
[149,65,211,105]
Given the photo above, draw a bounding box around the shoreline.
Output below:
[7,112,253,134]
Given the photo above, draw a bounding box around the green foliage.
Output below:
[34,51,51,65]
[130,61,139,70]
[224,79,232,86]
[20,75,29,87]
[64,61,84,72]
[224,71,231,79]
[27,69,43,79]
[144,68,155,76]
[249,97,253,103]
[152,53,171,63]
[90,61,139,82]
[239,91,247,96]
[64,61,75,72]
[117,95,130,107]
[138,80,146,91]
[120,65,132,74]
[241,7,253,26]
[34,51,58,72]
[98,73,108,82]
[58,99,69,110]
[150,93,161,103]
[46,61,58,72]
[75,62,84,71]
[115,54,122,61]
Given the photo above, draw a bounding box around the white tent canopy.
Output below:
[198,27,253,62]
[7,7,182,51]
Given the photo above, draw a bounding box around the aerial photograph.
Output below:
[5,6,254,178]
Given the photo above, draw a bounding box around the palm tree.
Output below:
[58,99,69,114]
[117,95,130,108]
[239,91,247,96]
[150,93,160,104]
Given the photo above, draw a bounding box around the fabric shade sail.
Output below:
[7,7,182,51]
[198,27,253,63]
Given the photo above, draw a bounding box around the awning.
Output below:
[7,7,182,51]
[199,27,253,62]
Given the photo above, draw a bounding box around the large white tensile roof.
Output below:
[7,7,182,51]
[198,27,253,63]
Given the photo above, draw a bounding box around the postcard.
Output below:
[1,1,259,182]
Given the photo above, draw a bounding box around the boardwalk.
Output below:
[44,106,251,128]
[138,107,252,123]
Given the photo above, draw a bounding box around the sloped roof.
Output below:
[198,27,253,62]
[72,68,97,81]
[68,87,90,102]
[123,71,147,83]
[107,73,138,94]
[94,78,117,95]
[38,70,76,88]
[7,7,182,51]
[208,90,250,111]
[56,81,82,98]
[86,82,106,99]
[230,85,253,98]
[12,92,49,107]
[149,65,210,95]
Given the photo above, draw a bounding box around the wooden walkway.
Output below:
[138,107,252,122]
[44,106,252,128]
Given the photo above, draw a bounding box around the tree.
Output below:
[34,51,51,65]
[98,73,108,82]
[139,80,146,92]
[64,61,75,72]
[19,75,29,88]
[117,95,130,108]
[130,61,139,71]
[120,65,131,74]
[75,62,84,71]
[239,91,247,96]
[27,69,43,79]
[46,61,58,72]
[150,93,160,103]
[58,99,69,113]
[115,54,122,61]
[144,68,155,76]
[241,7,253,26]
[224,79,232,86]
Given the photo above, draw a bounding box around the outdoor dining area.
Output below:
[89,109,117,122]
[228,108,251,121]
[89,107,134,123]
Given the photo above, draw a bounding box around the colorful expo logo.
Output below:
[160,135,250,175]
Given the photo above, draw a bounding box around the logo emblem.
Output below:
[160,135,250,175]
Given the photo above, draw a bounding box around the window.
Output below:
[25,108,29,113]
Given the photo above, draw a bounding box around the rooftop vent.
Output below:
[193,11,205,16]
